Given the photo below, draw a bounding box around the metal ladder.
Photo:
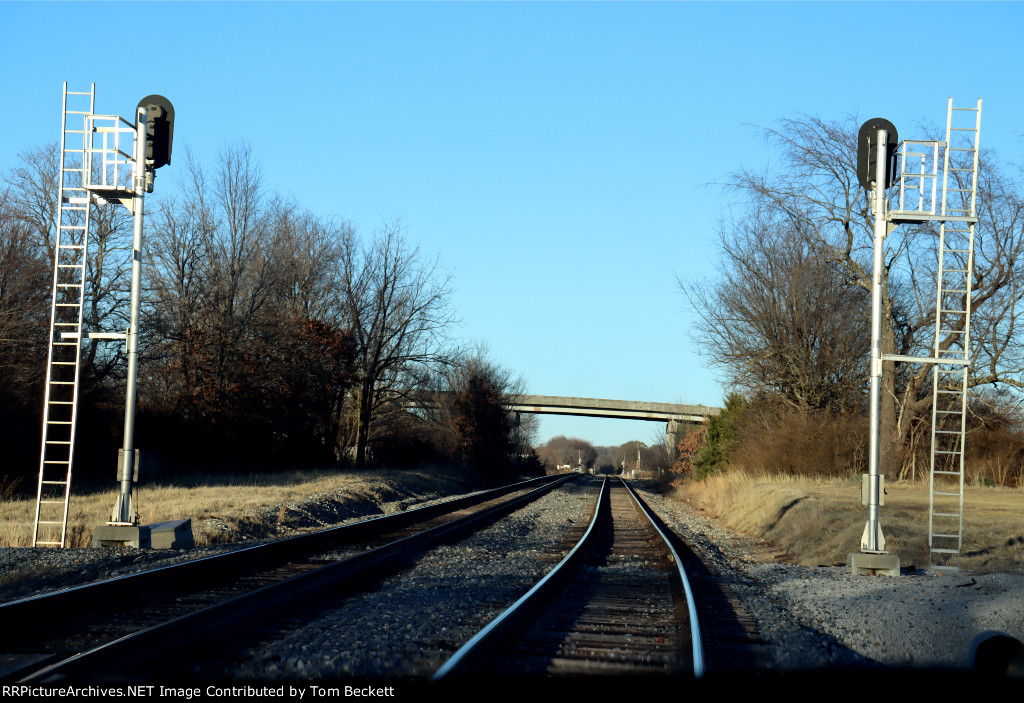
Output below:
[32,83,96,547]
[928,98,982,570]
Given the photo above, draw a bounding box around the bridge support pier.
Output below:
[666,419,703,460]
[667,420,682,459]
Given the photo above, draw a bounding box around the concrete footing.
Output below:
[848,551,901,576]
[91,524,151,549]
[91,518,193,549]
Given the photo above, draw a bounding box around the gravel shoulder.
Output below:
[635,485,1024,673]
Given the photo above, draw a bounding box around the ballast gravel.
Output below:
[230,478,599,679]
[3,475,1023,679]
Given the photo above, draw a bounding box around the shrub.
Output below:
[731,405,867,479]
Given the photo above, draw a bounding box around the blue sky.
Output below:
[3,1,1023,448]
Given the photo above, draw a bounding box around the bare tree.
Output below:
[338,222,457,467]
[144,144,278,417]
[0,188,49,389]
[711,114,1024,476]
[536,436,597,470]
[681,208,870,412]
[267,199,350,321]
[419,344,532,474]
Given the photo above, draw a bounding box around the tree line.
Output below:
[1,142,538,489]
[677,115,1024,487]
[535,435,671,475]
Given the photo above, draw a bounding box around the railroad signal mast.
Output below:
[32,84,174,548]
[849,98,981,575]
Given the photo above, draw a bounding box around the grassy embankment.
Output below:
[675,471,1024,573]
[0,468,478,549]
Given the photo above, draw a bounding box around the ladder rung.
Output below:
[34,541,64,546]
[950,127,978,131]
[42,461,69,465]
[934,470,960,475]
[941,289,968,294]
[940,309,967,314]
[934,450,962,455]
[951,107,979,111]
[49,401,74,405]
[932,534,960,539]
[946,189,972,193]
[45,440,71,444]
[46,420,72,425]
[948,147,976,152]
[39,499,66,504]
[934,491,960,496]
[42,479,69,483]
[36,520,65,525]
[934,430,962,435]
[942,269,969,274]
[949,168,974,173]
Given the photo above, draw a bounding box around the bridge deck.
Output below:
[507,395,720,423]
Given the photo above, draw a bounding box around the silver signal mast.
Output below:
[849,98,981,575]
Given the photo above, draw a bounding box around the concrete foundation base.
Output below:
[91,524,151,549]
[91,519,194,549]
[848,551,901,576]
[148,519,194,549]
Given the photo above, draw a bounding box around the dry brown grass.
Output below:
[0,468,473,548]
[675,471,1024,573]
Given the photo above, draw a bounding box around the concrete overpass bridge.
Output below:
[409,392,721,451]
[507,396,721,451]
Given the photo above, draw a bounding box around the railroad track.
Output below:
[4,473,767,682]
[0,473,575,682]
[432,476,704,678]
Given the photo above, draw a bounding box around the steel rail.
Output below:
[432,477,610,679]
[619,479,705,677]
[19,473,578,682]
[432,476,704,679]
